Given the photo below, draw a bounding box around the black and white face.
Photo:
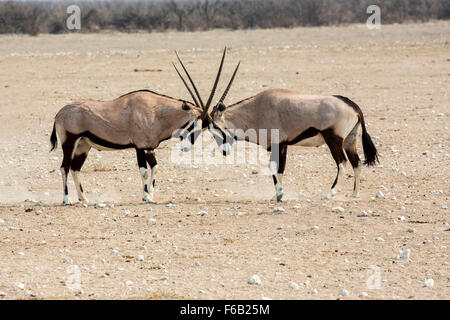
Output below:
[176,103,204,152]
[209,102,234,156]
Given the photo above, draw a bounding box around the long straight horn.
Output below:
[175,51,205,110]
[219,61,240,103]
[205,48,227,111]
[173,63,201,108]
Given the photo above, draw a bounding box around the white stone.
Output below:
[0,218,4,224]
[273,207,285,213]
[398,216,406,221]
[311,288,318,294]
[397,249,411,261]
[358,210,368,217]
[292,204,301,209]
[311,226,319,230]
[423,279,434,287]
[122,209,131,216]
[289,282,299,290]
[97,203,107,208]
[13,283,25,291]
[359,292,369,298]
[0,291,6,297]
[198,211,208,216]
[338,289,349,297]
[125,280,133,286]
[376,191,385,198]
[375,237,384,242]
[135,255,144,261]
[248,275,261,285]
[332,206,345,213]
[147,218,157,224]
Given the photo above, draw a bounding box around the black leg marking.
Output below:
[321,129,347,195]
[136,149,148,169]
[146,151,157,168]
[278,145,287,174]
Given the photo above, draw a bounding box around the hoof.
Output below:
[271,192,284,202]
[325,188,337,199]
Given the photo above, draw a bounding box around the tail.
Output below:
[333,95,379,166]
[50,122,57,152]
[359,115,379,166]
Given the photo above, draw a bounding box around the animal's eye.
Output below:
[182,103,190,111]
[218,103,226,112]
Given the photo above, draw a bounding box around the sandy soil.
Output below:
[0,22,449,300]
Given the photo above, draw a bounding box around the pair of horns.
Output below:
[173,47,240,119]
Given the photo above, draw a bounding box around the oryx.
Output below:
[208,88,379,202]
[49,52,226,205]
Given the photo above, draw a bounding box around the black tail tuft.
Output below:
[50,123,57,152]
[361,122,379,166]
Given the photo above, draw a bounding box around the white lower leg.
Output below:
[350,165,361,197]
[139,167,152,202]
[71,170,88,203]
[148,165,158,199]
[327,163,345,199]
[60,167,69,204]
[269,161,283,201]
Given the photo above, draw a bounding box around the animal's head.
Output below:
[173,48,240,155]
[172,100,203,152]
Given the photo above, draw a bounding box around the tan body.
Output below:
[51,90,202,205]
[211,88,379,201]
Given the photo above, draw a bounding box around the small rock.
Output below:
[198,210,208,216]
[332,206,345,213]
[24,290,32,297]
[194,261,201,267]
[248,275,261,285]
[166,203,176,207]
[273,207,285,213]
[122,209,131,216]
[359,292,369,298]
[13,283,25,291]
[406,228,415,233]
[292,204,301,209]
[0,291,6,297]
[311,288,318,294]
[135,255,144,261]
[376,191,385,198]
[397,249,411,261]
[97,203,107,208]
[288,282,299,290]
[310,226,319,230]
[357,210,368,217]
[423,279,434,287]
[147,218,157,224]
[125,280,133,286]
[375,237,384,242]
[0,218,4,224]
[398,216,406,221]
[338,289,349,297]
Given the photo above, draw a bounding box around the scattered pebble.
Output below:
[198,211,208,216]
[375,237,385,242]
[332,206,345,213]
[311,226,319,230]
[423,279,434,287]
[311,288,318,294]
[135,255,144,262]
[357,210,369,217]
[359,292,368,298]
[398,216,406,221]
[273,207,285,213]
[194,261,201,267]
[406,228,415,233]
[338,289,349,297]
[0,218,4,224]
[13,283,25,291]
[0,291,6,297]
[288,282,299,290]
[292,204,301,209]
[122,209,131,216]
[147,218,156,224]
[247,275,261,285]
[375,191,385,198]
[97,203,107,208]
[397,249,411,261]
[125,280,133,286]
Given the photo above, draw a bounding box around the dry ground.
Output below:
[0,22,449,300]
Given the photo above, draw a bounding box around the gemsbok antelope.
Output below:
[49,51,227,205]
[208,89,379,202]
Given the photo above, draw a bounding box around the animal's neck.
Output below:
[224,97,255,132]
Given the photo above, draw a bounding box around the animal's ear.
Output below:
[217,102,226,112]
[182,102,190,111]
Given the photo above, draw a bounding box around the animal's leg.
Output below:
[70,138,91,204]
[344,124,362,198]
[322,129,347,199]
[269,145,284,202]
[136,149,152,203]
[60,134,76,205]
[146,151,158,203]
